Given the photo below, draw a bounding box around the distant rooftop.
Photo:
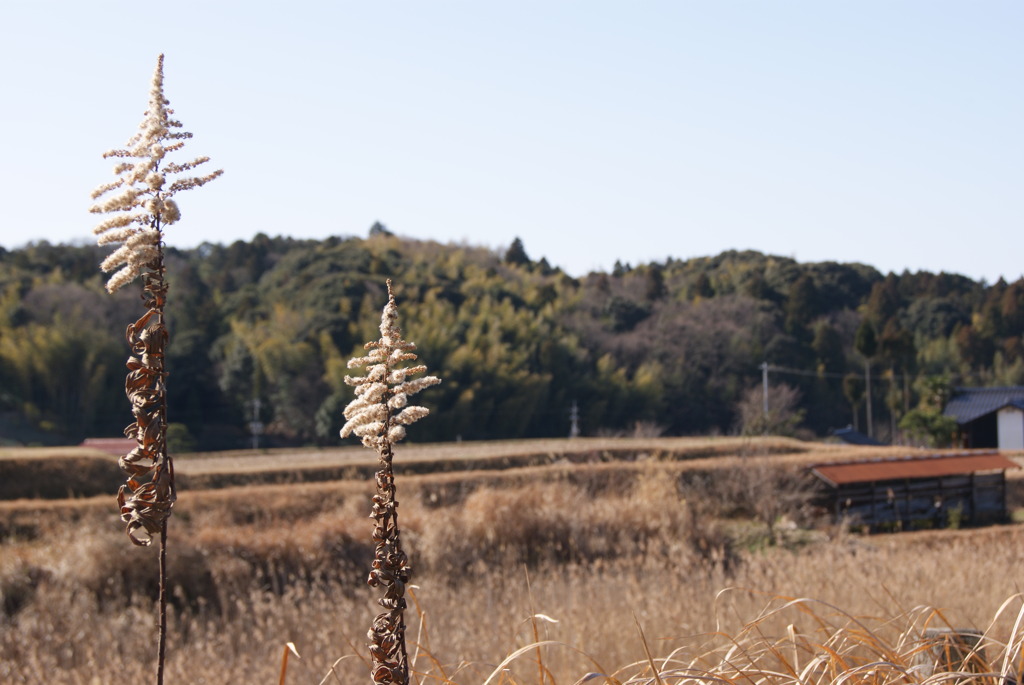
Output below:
[944,386,1024,425]
[80,437,133,456]
[830,426,885,446]
[812,451,1019,487]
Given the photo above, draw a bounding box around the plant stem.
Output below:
[157,519,168,685]
[368,443,410,684]
[155,245,170,685]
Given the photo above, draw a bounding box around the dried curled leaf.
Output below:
[116,261,174,546]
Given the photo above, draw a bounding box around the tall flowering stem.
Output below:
[89,53,221,685]
[342,280,440,685]
[91,53,220,542]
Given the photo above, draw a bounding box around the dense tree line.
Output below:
[1,232,1022,449]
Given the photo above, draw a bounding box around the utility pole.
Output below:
[864,360,873,439]
[760,361,770,432]
[569,400,580,439]
[248,398,264,450]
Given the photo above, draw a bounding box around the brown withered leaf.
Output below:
[115,260,175,546]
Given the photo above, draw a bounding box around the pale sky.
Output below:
[1,1,1021,282]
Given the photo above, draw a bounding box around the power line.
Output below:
[763,363,960,383]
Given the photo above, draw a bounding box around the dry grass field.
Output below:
[3,437,1024,683]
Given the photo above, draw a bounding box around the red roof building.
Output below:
[811,451,1019,531]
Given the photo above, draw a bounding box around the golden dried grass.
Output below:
[173,435,816,478]
[5,522,1024,683]
[4,440,1024,683]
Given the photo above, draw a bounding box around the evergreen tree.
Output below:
[854,320,878,438]
[504,237,530,266]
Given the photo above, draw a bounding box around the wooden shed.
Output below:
[811,452,1019,531]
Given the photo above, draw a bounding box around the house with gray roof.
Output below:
[829,426,885,446]
[943,386,1024,450]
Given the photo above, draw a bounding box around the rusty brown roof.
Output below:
[812,452,1020,487]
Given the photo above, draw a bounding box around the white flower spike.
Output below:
[90,54,222,292]
[342,280,441,450]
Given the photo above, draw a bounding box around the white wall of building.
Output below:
[997,407,1024,450]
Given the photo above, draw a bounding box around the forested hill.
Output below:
[1,232,1021,450]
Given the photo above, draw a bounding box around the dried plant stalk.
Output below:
[367,441,410,684]
[90,53,220,685]
[342,280,440,685]
[91,53,220,546]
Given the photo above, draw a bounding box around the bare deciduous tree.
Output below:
[734,382,805,437]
